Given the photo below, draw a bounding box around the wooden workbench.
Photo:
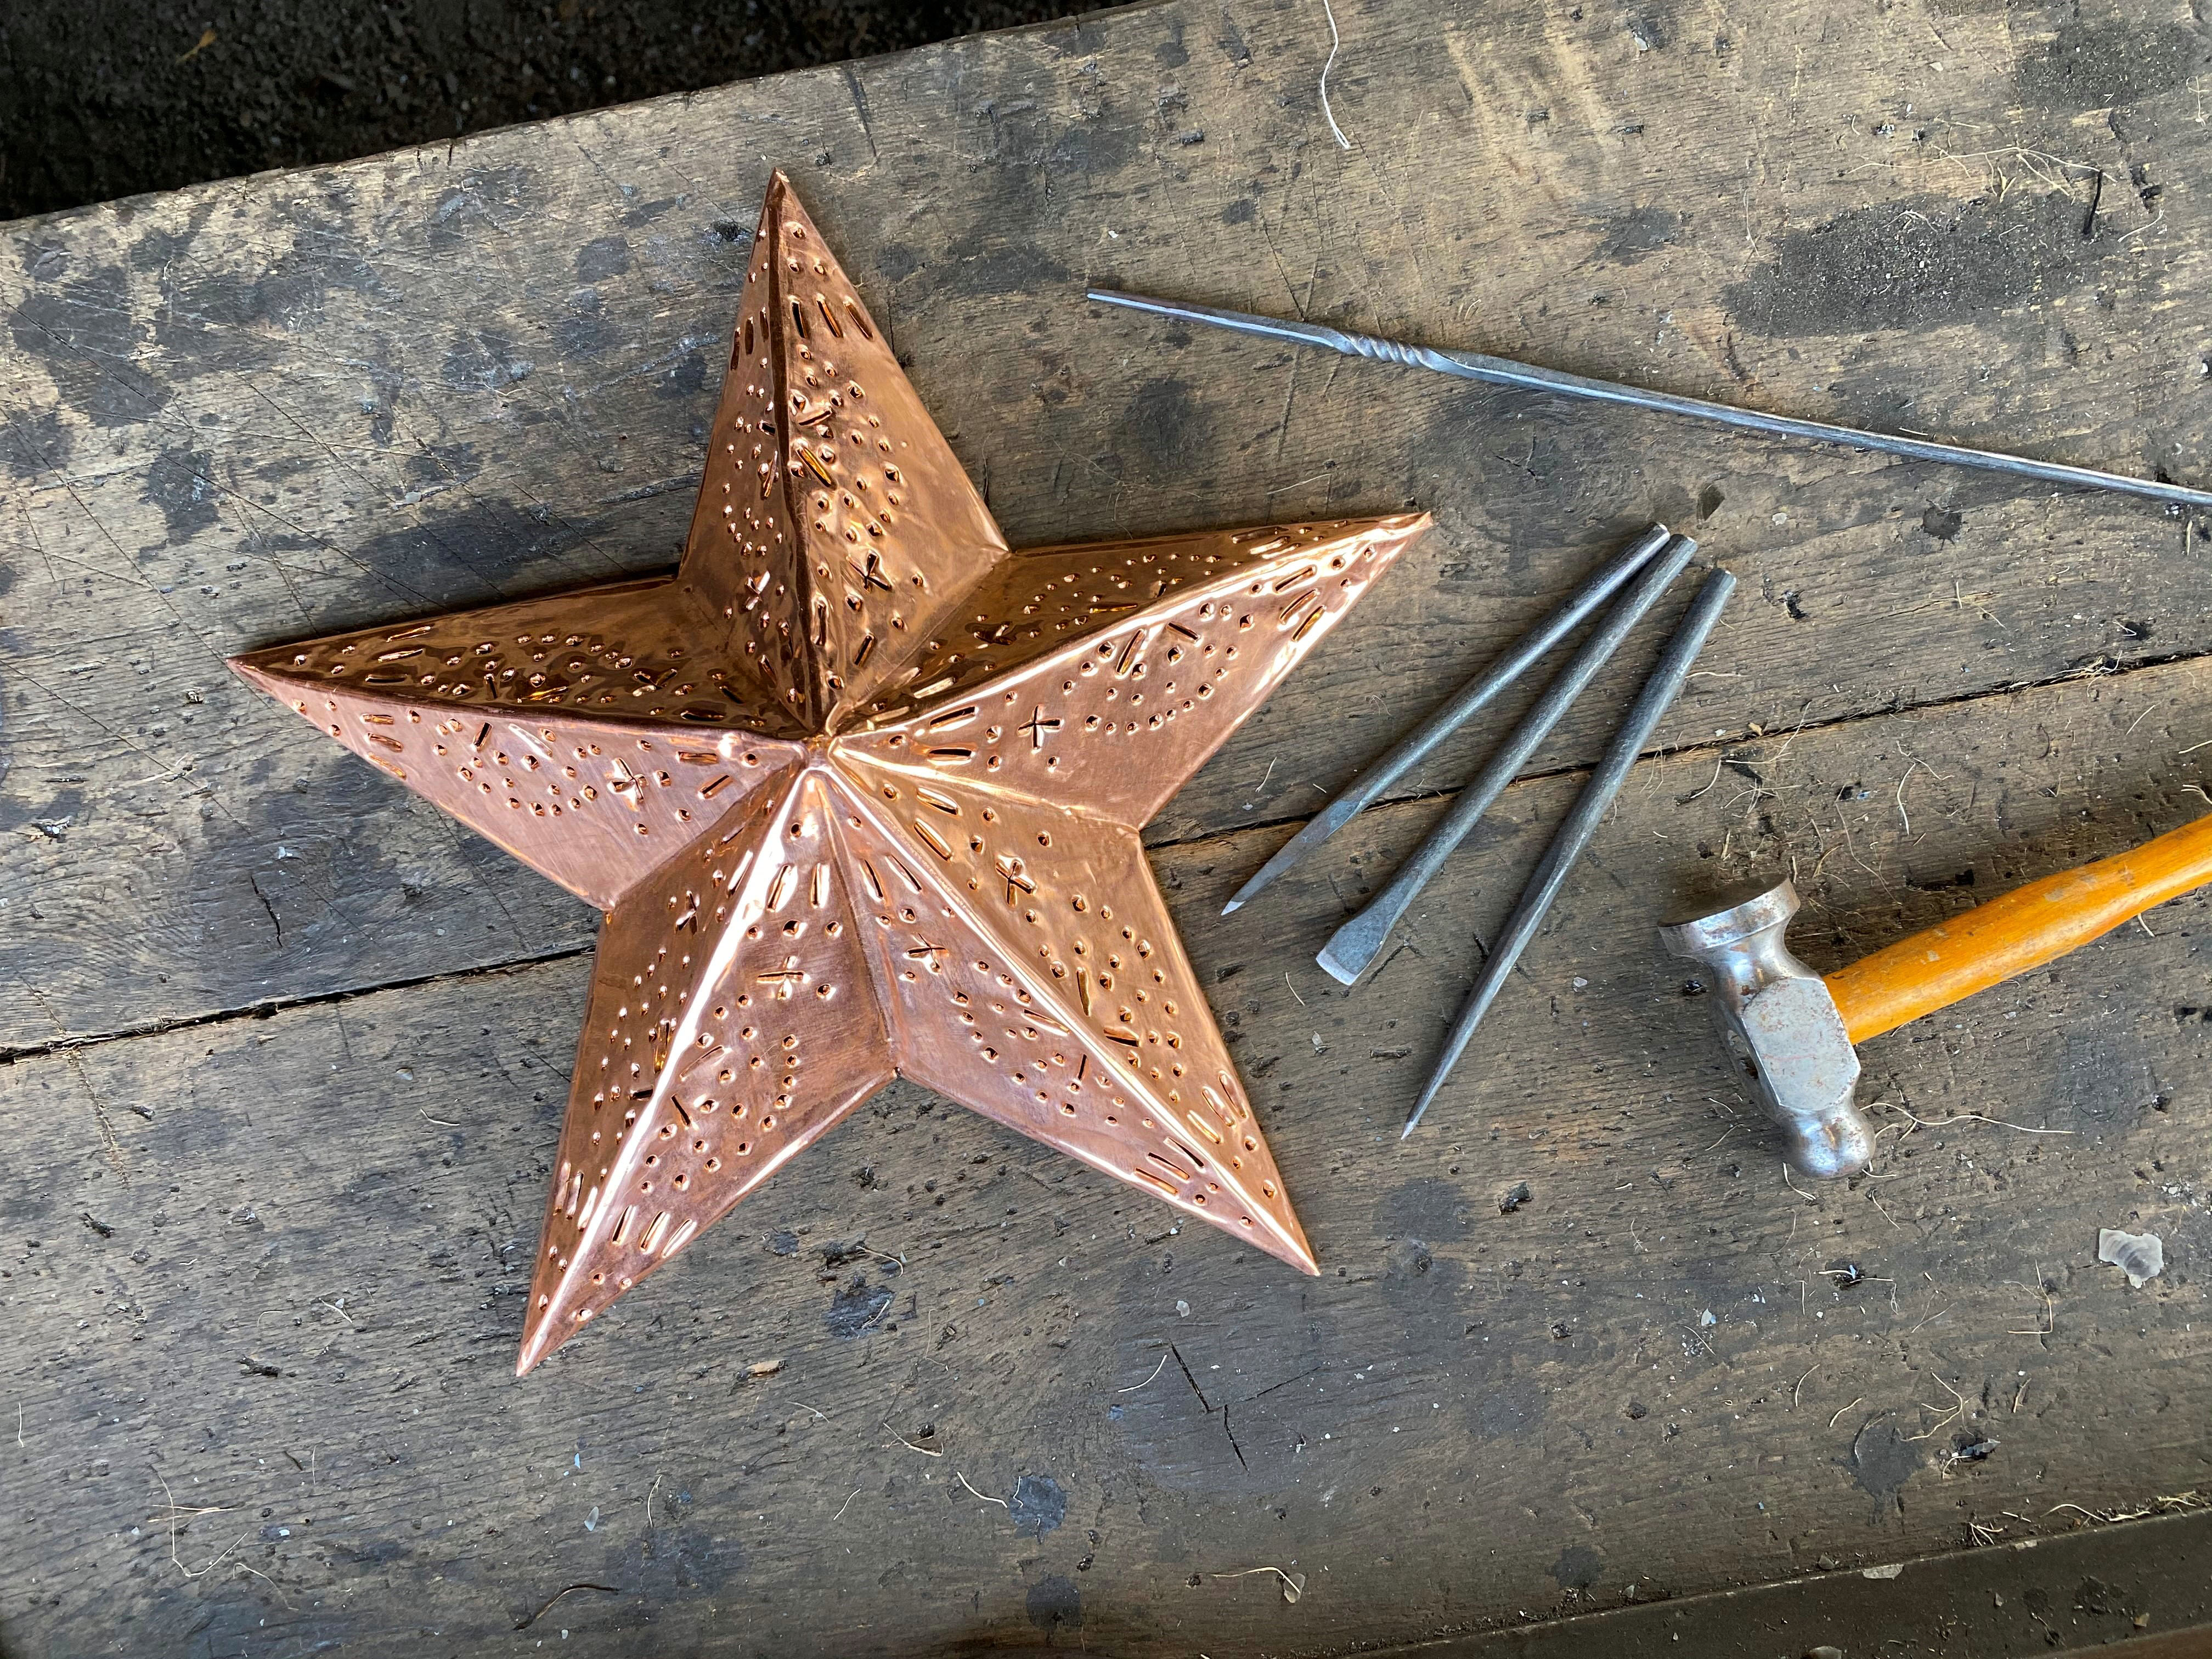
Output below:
[6,0,2212,1651]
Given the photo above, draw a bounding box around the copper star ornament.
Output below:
[230,172,1430,1374]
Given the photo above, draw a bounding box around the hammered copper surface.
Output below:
[229,171,1431,1374]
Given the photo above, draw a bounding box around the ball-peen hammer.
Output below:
[1660,811,2212,1176]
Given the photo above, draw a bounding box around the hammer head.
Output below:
[1658,881,1872,1178]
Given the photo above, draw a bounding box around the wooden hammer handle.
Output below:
[1826,811,2212,1046]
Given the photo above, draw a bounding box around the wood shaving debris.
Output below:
[1905,1374,1972,1443]
[884,1423,943,1457]
[954,1471,1008,1509]
[1316,0,1351,150]
[1119,1354,1171,1393]
[1214,1565,1308,1603]
[1889,1106,2073,1135]
[513,1581,621,1632]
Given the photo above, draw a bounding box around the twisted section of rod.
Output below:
[1318,326,1451,373]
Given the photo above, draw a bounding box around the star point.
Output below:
[229,171,1429,1375]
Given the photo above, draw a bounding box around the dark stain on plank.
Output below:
[872,241,922,284]
[1623,8,1673,50]
[2015,20,2203,111]
[9,257,176,427]
[1850,1417,1922,1513]
[1113,377,1204,481]
[3,404,72,480]
[403,442,482,493]
[1383,1176,1477,1242]
[440,329,536,393]
[143,443,219,543]
[1920,505,1965,541]
[1026,1572,1082,1630]
[10,255,135,360]
[1474,1372,1547,1441]
[1724,192,2115,336]
[1406,383,1672,563]
[1551,1543,1605,1589]
[928,238,1075,300]
[657,349,709,400]
[179,750,451,1008]
[339,494,612,605]
[825,1276,894,1336]
[142,210,383,377]
[560,287,615,358]
[574,233,632,281]
[1008,1472,1067,1534]
[1594,205,1683,266]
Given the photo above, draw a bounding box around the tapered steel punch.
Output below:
[1404,567,1736,1133]
[1224,523,1677,916]
[1317,533,1697,985]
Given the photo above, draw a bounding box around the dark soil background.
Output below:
[0,0,1098,222]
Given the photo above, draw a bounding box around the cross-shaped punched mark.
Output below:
[995,854,1036,906]
[1020,707,1062,750]
[755,957,807,999]
[850,550,895,593]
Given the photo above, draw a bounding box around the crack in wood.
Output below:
[1171,1342,1247,1470]
[0,945,596,1068]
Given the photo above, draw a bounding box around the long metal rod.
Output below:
[1403,567,1739,1137]
[1224,524,1674,916]
[1317,535,1697,986]
[1087,290,2212,512]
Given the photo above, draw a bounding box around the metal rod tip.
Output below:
[1314,947,1360,987]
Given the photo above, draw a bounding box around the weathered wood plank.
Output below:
[1423,1506,2212,1657]
[6,0,2212,1045]
[7,645,2210,1656]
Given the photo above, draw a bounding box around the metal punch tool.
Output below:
[1225,523,1677,916]
[1318,532,1697,985]
[1405,567,1738,1134]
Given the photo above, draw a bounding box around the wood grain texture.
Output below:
[7,646,2212,1656]
[4,0,2212,1046]
[7,0,2212,1652]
